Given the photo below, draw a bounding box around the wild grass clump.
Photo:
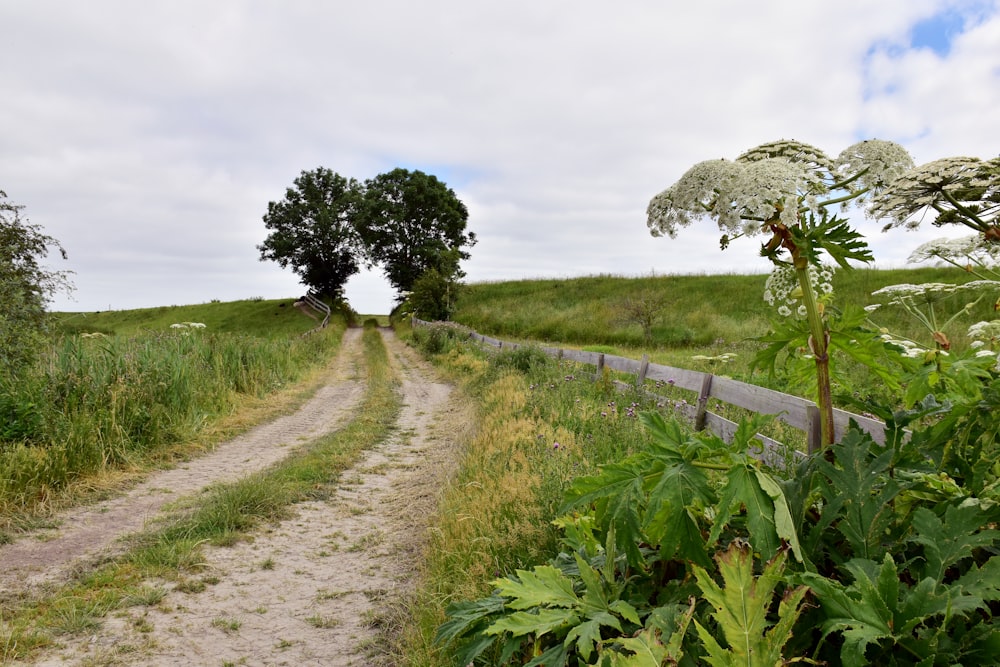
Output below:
[398,338,660,666]
[411,321,473,356]
[0,324,343,517]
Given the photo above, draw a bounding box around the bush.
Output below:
[412,321,472,355]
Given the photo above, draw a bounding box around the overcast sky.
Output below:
[2,1,998,314]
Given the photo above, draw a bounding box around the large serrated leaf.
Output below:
[692,542,805,667]
[709,464,780,560]
[493,565,579,610]
[908,504,1000,582]
[485,607,578,638]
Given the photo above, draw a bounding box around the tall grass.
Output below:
[397,333,662,665]
[0,325,398,663]
[0,324,343,517]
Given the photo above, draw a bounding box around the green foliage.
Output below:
[0,191,72,376]
[452,269,994,360]
[257,167,363,300]
[0,321,344,511]
[358,168,476,296]
[693,543,807,667]
[442,393,1000,666]
[411,321,472,355]
[408,266,462,321]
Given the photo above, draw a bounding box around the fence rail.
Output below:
[413,318,889,455]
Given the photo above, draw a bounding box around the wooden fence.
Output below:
[413,318,890,456]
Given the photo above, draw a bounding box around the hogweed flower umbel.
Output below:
[647,138,914,449]
[870,155,1000,240]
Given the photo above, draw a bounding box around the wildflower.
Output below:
[764,263,835,319]
[968,320,1000,341]
[870,155,1000,236]
[648,138,913,243]
[975,349,997,358]
[552,442,560,450]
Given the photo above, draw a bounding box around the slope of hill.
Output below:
[50,297,352,337]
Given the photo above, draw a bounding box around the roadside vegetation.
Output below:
[0,324,398,663]
[407,142,1000,666]
[1,299,347,537]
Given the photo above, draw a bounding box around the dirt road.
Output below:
[2,328,468,666]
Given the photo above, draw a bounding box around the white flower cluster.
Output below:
[170,322,207,329]
[834,139,915,197]
[869,155,1000,233]
[907,235,1000,266]
[879,333,929,359]
[968,320,1000,342]
[648,138,913,242]
[869,280,1000,308]
[763,264,835,318]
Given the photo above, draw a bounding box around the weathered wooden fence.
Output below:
[413,318,890,456]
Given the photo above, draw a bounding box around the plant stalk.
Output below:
[793,255,835,448]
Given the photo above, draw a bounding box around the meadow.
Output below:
[0,298,345,535]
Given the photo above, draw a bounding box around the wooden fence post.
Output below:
[636,354,650,386]
[596,353,605,380]
[806,404,822,454]
[695,374,714,431]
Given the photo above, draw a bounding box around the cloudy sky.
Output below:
[2,1,998,314]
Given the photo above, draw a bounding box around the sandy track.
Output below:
[8,329,468,666]
[0,328,367,597]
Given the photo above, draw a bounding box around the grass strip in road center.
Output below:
[0,325,402,663]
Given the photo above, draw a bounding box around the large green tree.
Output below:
[258,168,362,300]
[357,168,475,296]
[1,190,72,375]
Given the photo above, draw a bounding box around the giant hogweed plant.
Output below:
[439,403,1000,666]
[646,139,914,448]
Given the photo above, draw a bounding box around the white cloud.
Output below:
[0,0,997,314]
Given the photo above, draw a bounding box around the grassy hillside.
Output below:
[49,297,351,337]
[454,266,991,352]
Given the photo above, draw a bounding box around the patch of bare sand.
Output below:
[22,330,472,667]
[0,327,366,597]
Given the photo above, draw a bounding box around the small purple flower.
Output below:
[553,442,560,449]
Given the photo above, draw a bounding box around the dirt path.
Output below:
[0,328,367,597]
[5,329,468,666]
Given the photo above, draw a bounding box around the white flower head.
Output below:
[648,138,915,247]
[764,263,836,319]
[908,234,1000,266]
[968,320,1000,341]
[835,140,914,198]
[869,155,1000,235]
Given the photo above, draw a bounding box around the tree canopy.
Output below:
[258,167,475,306]
[1,190,72,374]
[357,168,476,296]
[257,168,363,300]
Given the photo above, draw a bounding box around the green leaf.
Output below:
[709,464,781,560]
[493,565,578,610]
[908,504,1000,582]
[754,469,806,564]
[692,542,805,667]
[565,612,622,661]
[485,607,578,638]
[809,213,874,268]
[814,429,899,562]
[435,595,506,645]
[645,460,714,567]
